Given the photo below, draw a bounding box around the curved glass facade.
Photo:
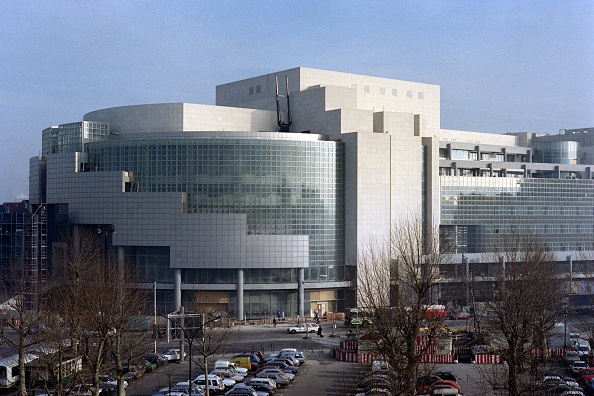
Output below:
[441,176,594,252]
[534,140,579,164]
[86,133,345,285]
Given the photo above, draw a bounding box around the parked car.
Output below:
[193,374,228,392]
[233,354,260,370]
[243,350,265,362]
[98,375,128,393]
[163,349,186,361]
[428,381,461,395]
[257,363,298,375]
[240,383,275,395]
[570,361,588,374]
[143,353,168,365]
[69,384,97,396]
[583,378,594,395]
[152,392,194,396]
[267,356,299,368]
[215,360,249,375]
[454,312,472,320]
[246,378,278,390]
[416,375,441,394]
[435,371,457,383]
[159,381,202,395]
[139,359,157,372]
[210,368,243,383]
[274,354,300,366]
[357,373,391,393]
[286,323,318,334]
[564,351,581,365]
[254,373,290,387]
[254,368,294,381]
[223,386,258,396]
[354,388,391,396]
[578,369,594,382]
[123,365,145,380]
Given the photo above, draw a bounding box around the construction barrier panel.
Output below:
[419,354,456,363]
[330,348,380,363]
[331,347,506,365]
[340,340,358,351]
[473,354,504,364]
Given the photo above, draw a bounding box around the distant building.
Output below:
[0,201,47,309]
[28,67,594,317]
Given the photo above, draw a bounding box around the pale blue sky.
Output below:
[1,1,593,202]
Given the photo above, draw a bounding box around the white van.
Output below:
[193,374,226,393]
[214,359,248,375]
[575,339,592,357]
[247,377,278,389]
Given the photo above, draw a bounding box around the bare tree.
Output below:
[51,226,148,396]
[484,228,562,396]
[356,214,450,396]
[0,261,46,396]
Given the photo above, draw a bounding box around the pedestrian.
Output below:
[317,326,323,338]
[273,318,277,328]
[282,311,285,319]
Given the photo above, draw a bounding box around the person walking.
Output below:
[317,325,323,338]
[273,317,277,328]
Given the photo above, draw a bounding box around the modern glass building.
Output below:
[28,67,594,316]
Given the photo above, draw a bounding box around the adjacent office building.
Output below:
[28,67,594,317]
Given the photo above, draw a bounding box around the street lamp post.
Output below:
[564,307,568,350]
[166,312,221,396]
[96,224,116,263]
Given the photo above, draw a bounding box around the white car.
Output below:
[214,360,249,375]
[571,361,588,374]
[159,381,202,394]
[210,368,243,383]
[194,374,234,390]
[163,349,186,361]
[286,323,318,334]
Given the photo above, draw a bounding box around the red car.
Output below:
[578,369,594,382]
[454,312,472,320]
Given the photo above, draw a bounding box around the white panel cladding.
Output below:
[216,67,441,130]
[45,154,309,270]
[354,133,392,248]
[83,103,277,134]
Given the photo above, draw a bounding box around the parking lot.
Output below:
[123,321,495,396]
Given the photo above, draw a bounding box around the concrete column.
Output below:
[174,269,182,311]
[568,254,573,294]
[117,246,124,272]
[298,268,305,318]
[463,255,470,303]
[237,269,244,320]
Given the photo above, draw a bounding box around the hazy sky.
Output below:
[1,1,593,202]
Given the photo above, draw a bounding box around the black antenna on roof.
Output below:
[275,74,292,132]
